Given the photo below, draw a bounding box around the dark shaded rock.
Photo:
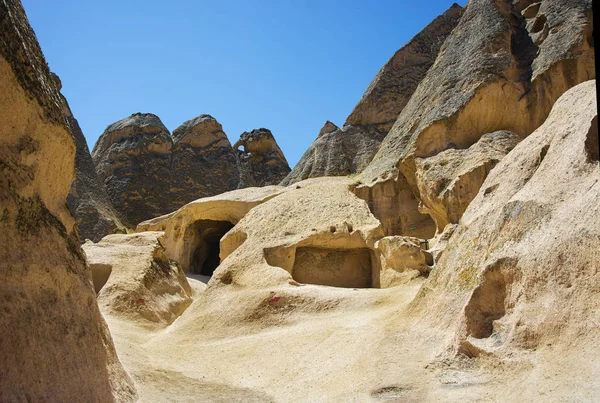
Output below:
[282,4,463,185]
[170,114,239,210]
[92,113,174,227]
[234,128,291,187]
[283,124,387,184]
[93,114,288,227]
[0,0,136,400]
[51,74,126,242]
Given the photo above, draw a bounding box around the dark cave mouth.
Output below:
[189,220,235,276]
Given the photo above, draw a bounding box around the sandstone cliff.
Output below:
[359,0,595,236]
[0,1,136,400]
[234,128,291,188]
[282,3,463,185]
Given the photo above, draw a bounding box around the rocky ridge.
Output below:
[92,114,288,227]
[281,3,463,185]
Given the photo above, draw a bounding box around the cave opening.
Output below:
[189,220,235,276]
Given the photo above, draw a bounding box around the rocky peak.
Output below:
[172,114,232,148]
[318,120,339,138]
[234,128,291,188]
[282,3,463,186]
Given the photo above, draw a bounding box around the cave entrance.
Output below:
[189,220,235,277]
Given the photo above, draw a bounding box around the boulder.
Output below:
[414,130,521,232]
[82,232,196,326]
[282,3,463,185]
[234,128,291,188]
[375,236,433,288]
[0,1,136,400]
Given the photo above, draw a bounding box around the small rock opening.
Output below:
[464,267,509,339]
[585,116,598,162]
[90,263,112,294]
[188,220,234,277]
[292,247,374,288]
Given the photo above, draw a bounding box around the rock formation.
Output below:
[170,114,240,210]
[234,128,291,187]
[51,74,126,243]
[83,232,196,325]
[412,81,600,399]
[281,3,463,185]
[359,0,595,236]
[92,113,174,227]
[93,114,288,227]
[0,1,136,400]
[414,130,521,232]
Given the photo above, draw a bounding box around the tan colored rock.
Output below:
[361,0,594,239]
[353,174,436,238]
[414,130,521,232]
[83,232,195,326]
[318,120,338,138]
[375,236,433,288]
[137,185,286,274]
[413,81,599,380]
[0,1,135,400]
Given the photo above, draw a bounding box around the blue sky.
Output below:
[21,0,464,167]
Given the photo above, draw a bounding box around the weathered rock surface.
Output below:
[414,130,521,232]
[375,236,433,288]
[0,1,136,400]
[170,114,240,210]
[83,232,195,325]
[410,80,600,400]
[282,4,463,185]
[234,128,291,188]
[282,124,387,184]
[50,74,126,242]
[93,114,289,227]
[115,81,599,403]
[137,185,286,274]
[92,113,173,227]
[360,0,594,237]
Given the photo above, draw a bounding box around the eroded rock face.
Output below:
[92,113,173,227]
[360,0,594,238]
[83,232,194,325]
[375,236,433,288]
[51,74,126,243]
[137,185,286,274]
[234,128,291,188]
[0,1,136,400]
[93,115,290,227]
[282,4,463,185]
[412,80,599,364]
[414,131,521,232]
[171,114,239,210]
